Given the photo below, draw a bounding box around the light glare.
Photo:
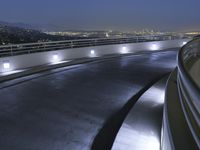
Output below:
[3,62,10,69]
[151,44,159,50]
[51,54,61,63]
[183,41,187,45]
[90,50,95,55]
[53,54,58,60]
[123,46,127,50]
[121,46,129,54]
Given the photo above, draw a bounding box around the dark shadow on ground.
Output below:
[91,74,169,150]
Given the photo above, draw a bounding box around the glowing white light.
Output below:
[151,44,159,51]
[53,54,58,60]
[183,41,187,45]
[51,54,60,63]
[123,47,127,50]
[146,136,160,150]
[120,46,129,54]
[3,62,10,69]
[90,50,95,55]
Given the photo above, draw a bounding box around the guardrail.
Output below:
[0,35,184,57]
[177,38,200,148]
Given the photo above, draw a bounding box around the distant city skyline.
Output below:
[0,0,200,32]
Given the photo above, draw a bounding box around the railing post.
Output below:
[10,46,13,56]
[71,41,73,48]
[94,39,96,46]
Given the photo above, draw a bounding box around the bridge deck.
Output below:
[0,49,177,150]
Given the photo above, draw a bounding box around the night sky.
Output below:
[0,0,200,31]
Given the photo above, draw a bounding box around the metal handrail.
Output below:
[177,38,200,148]
[0,35,183,57]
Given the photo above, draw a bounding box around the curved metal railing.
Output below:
[0,35,182,58]
[162,38,200,150]
[177,38,200,148]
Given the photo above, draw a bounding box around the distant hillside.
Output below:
[0,21,38,30]
[0,23,91,45]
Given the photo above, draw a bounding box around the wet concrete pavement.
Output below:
[0,49,177,150]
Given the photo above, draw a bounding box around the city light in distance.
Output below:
[106,33,109,38]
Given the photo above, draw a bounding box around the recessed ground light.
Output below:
[3,61,10,69]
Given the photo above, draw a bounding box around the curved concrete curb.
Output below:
[112,76,169,150]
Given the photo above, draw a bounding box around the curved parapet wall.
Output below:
[177,38,200,148]
[162,38,200,149]
[0,37,190,73]
[0,36,187,57]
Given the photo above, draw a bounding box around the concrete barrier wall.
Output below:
[0,39,190,73]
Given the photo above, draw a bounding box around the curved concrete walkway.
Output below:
[0,49,177,150]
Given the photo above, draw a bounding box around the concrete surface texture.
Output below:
[0,49,177,150]
[112,77,168,150]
